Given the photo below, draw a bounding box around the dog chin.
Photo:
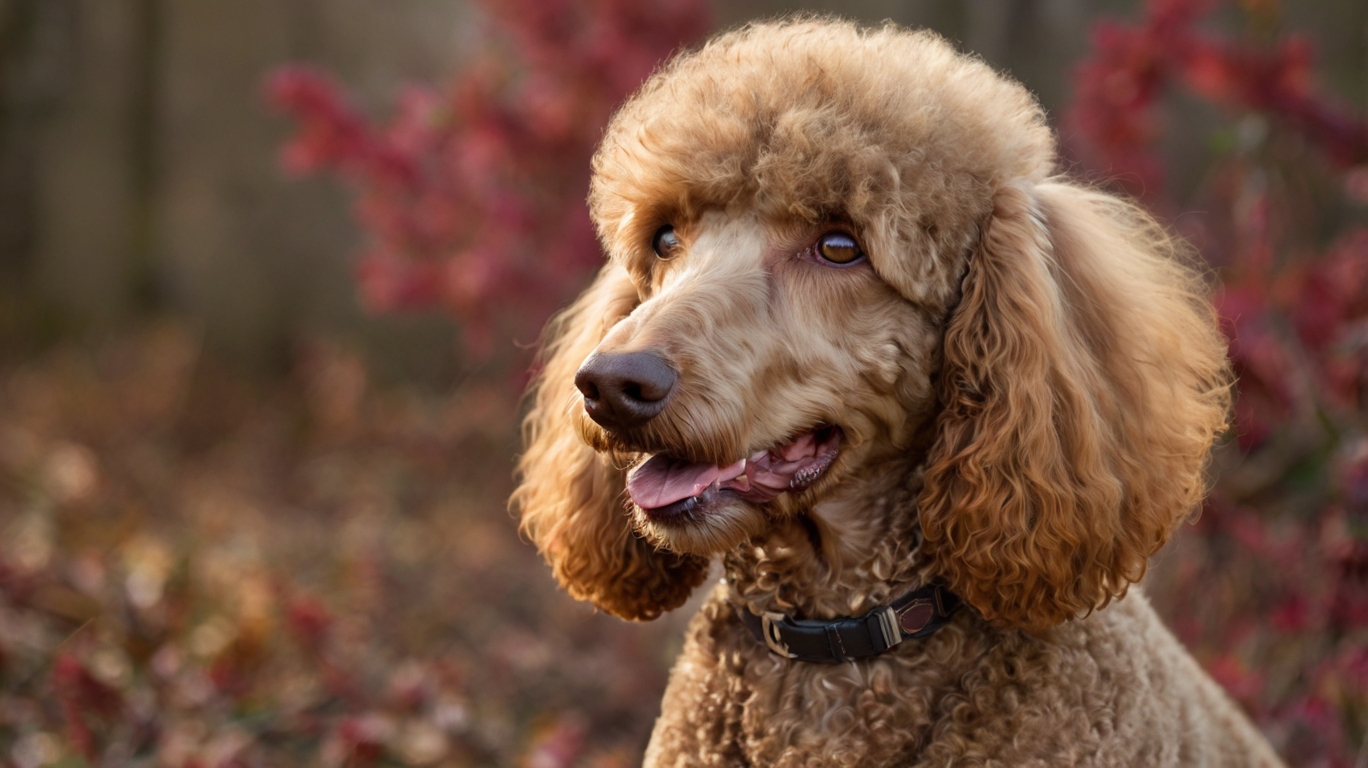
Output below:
[632,493,770,555]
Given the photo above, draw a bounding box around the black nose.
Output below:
[574,351,677,431]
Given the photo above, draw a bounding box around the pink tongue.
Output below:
[627,455,746,509]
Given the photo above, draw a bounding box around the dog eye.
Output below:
[816,232,863,265]
[652,226,682,260]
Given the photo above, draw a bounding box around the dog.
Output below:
[512,18,1287,767]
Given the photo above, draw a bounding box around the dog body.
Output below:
[514,19,1287,766]
[645,512,1285,761]
[652,585,1279,765]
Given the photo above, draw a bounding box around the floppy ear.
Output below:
[512,263,709,621]
[918,181,1232,632]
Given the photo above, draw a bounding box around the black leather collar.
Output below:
[738,582,961,664]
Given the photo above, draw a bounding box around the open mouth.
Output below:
[626,425,843,521]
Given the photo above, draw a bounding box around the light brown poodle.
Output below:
[512,18,1288,767]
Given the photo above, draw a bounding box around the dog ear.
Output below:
[512,263,709,621]
[918,181,1232,632]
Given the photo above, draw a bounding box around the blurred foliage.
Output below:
[3,0,1368,765]
[0,324,690,766]
[268,0,710,360]
[1067,0,1368,764]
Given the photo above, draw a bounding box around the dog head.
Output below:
[512,19,1231,630]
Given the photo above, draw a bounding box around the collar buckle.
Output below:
[873,605,903,651]
[761,611,797,658]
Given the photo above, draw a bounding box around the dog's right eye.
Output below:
[816,232,864,265]
[652,226,682,260]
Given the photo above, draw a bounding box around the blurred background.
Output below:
[0,0,1365,765]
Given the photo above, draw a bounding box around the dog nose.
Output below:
[574,351,677,431]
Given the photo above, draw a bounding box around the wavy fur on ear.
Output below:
[919,181,1232,632]
[511,264,709,621]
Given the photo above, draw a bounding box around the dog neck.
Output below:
[721,450,930,621]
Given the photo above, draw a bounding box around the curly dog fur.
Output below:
[512,18,1287,766]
